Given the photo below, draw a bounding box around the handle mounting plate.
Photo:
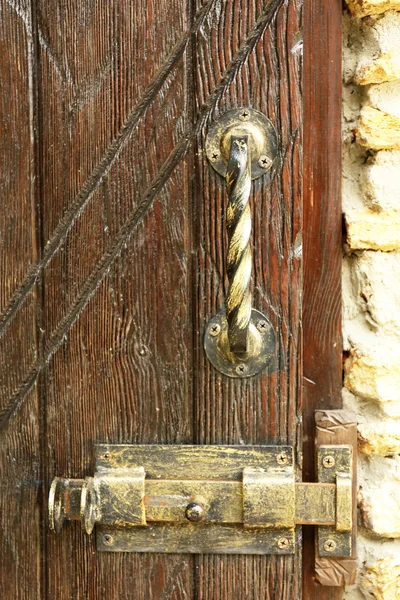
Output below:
[204,108,278,377]
[204,309,276,378]
[206,107,278,180]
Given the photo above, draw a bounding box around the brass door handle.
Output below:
[224,133,253,356]
[204,108,278,378]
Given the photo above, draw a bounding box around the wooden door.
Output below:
[0,1,342,598]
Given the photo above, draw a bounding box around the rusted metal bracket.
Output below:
[49,435,355,562]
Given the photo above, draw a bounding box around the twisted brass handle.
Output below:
[204,108,278,378]
[225,134,252,356]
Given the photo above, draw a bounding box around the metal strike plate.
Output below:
[49,440,355,557]
[317,445,353,557]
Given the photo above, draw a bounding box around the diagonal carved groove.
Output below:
[0,0,284,433]
[0,0,218,340]
[0,135,190,433]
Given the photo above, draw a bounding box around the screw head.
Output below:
[277,537,290,550]
[258,154,272,169]
[257,319,268,333]
[102,452,111,461]
[239,110,250,121]
[211,150,219,161]
[186,503,205,523]
[323,539,337,553]
[210,323,221,337]
[322,455,335,469]
[277,452,289,465]
[235,363,248,376]
[103,534,114,546]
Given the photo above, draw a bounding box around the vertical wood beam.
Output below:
[303,0,344,598]
[193,0,303,597]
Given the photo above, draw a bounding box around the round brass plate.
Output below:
[204,309,276,378]
[81,477,98,534]
[205,108,278,181]
[48,477,67,533]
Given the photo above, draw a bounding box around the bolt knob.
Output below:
[185,502,205,523]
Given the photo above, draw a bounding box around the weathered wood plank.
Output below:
[35,1,194,598]
[0,1,41,598]
[303,0,343,598]
[0,0,345,596]
[193,0,302,597]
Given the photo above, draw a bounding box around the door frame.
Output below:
[303,1,343,597]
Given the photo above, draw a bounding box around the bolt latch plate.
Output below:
[49,442,354,557]
[96,445,296,555]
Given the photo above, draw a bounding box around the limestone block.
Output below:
[351,12,400,85]
[362,557,400,599]
[355,49,400,84]
[342,388,400,455]
[380,401,400,418]
[344,537,400,600]
[345,209,400,250]
[363,150,400,211]
[346,0,400,18]
[360,486,400,537]
[345,344,400,402]
[358,420,400,455]
[358,456,400,537]
[357,106,400,151]
[367,81,400,119]
[348,251,400,335]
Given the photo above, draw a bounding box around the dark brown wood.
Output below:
[36,1,195,598]
[0,0,343,597]
[0,2,41,599]
[193,0,302,597]
[303,0,343,598]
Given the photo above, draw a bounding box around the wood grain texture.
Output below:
[302,1,343,597]
[0,1,41,599]
[193,0,302,597]
[36,1,195,598]
[0,0,348,597]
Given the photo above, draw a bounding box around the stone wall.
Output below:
[343,1,400,598]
